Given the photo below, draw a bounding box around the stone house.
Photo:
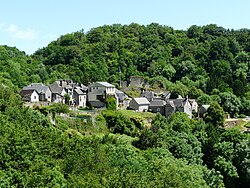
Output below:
[115,89,129,108]
[22,83,52,102]
[148,100,166,115]
[20,89,39,102]
[55,79,75,104]
[49,80,88,107]
[88,82,118,108]
[165,98,192,118]
[140,91,157,102]
[129,97,150,112]
[49,82,67,103]
[73,87,87,108]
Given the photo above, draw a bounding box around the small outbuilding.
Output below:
[20,89,39,102]
[129,97,150,112]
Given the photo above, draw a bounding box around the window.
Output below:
[34,96,36,99]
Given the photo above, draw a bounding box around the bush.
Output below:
[102,110,138,136]
[239,114,246,118]
[105,96,117,110]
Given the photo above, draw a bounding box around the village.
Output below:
[20,77,211,119]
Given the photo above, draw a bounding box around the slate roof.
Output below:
[201,105,210,110]
[55,79,74,88]
[115,88,124,94]
[140,91,155,99]
[89,82,115,88]
[199,105,210,115]
[23,83,49,94]
[80,84,88,91]
[133,97,150,105]
[49,82,64,94]
[167,98,189,108]
[20,89,38,97]
[149,100,166,107]
[161,91,171,99]
[74,88,85,95]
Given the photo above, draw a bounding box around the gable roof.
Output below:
[133,97,150,105]
[149,100,166,107]
[23,83,50,94]
[161,91,171,98]
[115,88,124,94]
[49,82,64,94]
[79,84,88,91]
[140,91,155,99]
[74,88,85,95]
[200,105,210,110]
[89,82,115,88]
[20,89,38,97]
[167,98,190,108]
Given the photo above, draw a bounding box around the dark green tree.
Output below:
[204,102,225,127]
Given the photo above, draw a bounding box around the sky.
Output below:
[1,0,250,54]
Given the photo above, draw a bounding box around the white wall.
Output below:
[138,105,149,112]
[30,91,39,102]
[45,89,52,102]
[79,95,86,107]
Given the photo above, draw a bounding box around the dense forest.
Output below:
[1,23,250,116]
[0,23,250,187]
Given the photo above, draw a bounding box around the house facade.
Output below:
[20,89,39,102]
[49,82,67,103]
[88,82,117,108]
[148,100,166,115]
[115,89,129,108]
[22,83,52,102]
[73,87,87,107]
[189,99,198,113]
[129,97,150,112]
[165,98,192,118]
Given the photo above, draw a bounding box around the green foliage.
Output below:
[204,102,225,127]
[219,92,241,117]
[64,93,70,105]
[0,83,249,187]
[105,96,117,110]
[102,110,139,136]
[29,23,249,99]
[49,103,70,114]
[2,23,250,188]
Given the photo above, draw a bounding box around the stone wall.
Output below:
[129,76,145,88]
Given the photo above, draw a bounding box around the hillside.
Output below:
[32,23,250,95]
[0,23,250,187]
[32,23,250,117]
